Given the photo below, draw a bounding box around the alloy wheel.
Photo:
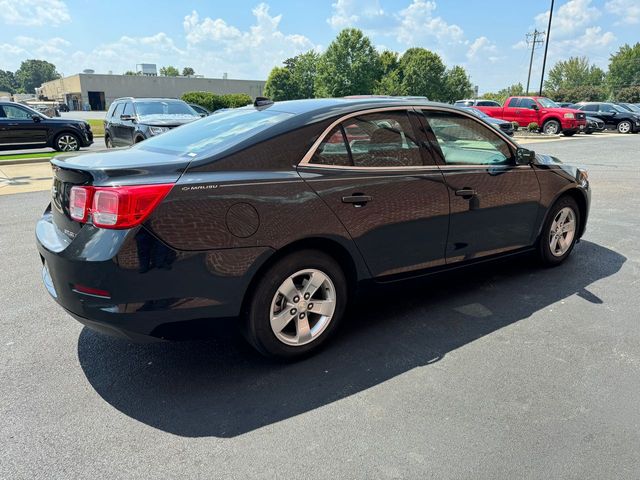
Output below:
[618,121,631,134]
[57,135,79,151]
[548,207,576,257]
[270,269,336,346]
[544,121,560,135]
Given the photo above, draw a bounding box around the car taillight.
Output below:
[91,184,174,229]
[69,184,173,229]
[69,186,92,222]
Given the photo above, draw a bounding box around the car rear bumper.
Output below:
[36,210,273,340]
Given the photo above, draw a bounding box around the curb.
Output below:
[0,158,54,166]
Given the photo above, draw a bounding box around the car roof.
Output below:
[256,97,442,117]
[113,97,186,102]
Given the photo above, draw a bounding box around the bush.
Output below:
[615,86,640,103]
[527,122,539,132]
[511,121,519,131]
[180,91,253,111]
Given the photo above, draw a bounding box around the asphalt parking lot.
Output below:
[1,134,639,479]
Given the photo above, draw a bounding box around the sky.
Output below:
[0,0,638,93]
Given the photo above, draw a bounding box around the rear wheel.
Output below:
[617,120,632,134]
[543,120,560,135]
[54,132,80,152]
[538,196,580,266]
[243,249,347,359]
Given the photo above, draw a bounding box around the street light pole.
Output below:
[539,0,555,95]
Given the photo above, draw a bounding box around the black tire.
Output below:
[538,195,581,267]
[243,249,348,359]
[105,135,113,148]
[617,120,632,134]
[563,130,576,137]
[134,136,145,144]
[585,130,593,135]
[542,119,561,135]
[53,132,81,152]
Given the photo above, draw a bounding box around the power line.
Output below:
[526,29,545,93]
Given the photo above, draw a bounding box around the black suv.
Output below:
[104,98,201,148]
[573,102,640,133]
[0,101,93,151]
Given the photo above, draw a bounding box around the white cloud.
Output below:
[466,36,500,63]
[0,0,70,27]
[327,0,386,29]
[535,0,601,37]
[606,0,640,25]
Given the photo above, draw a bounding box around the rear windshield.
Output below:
[135,107,295,157]
[135,101,199,120]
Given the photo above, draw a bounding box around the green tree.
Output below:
[545,56,605,92]
[482,82,525,105]
[443,65,473,103]
[124,70,137,76]
[182,67,195,76]
[315,28,381,97]
[399,48,446,100]
[0,69,18,93]
[607,43,640,93]
[264,67,298,101]
[379,50,400,76]
[14,59,60,94]
[284,51,319,99]
[373,69,407,96]
[159,65,179,77]
[616,86,640,103]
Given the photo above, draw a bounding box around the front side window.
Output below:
[519,98,537,109]
[2,105,34,119]
[112,103,124,119]
[581,104,597,112]
[122,102,133,116]
[507,98,520,107]
[423,110,513,166]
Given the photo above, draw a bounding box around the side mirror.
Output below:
[516,147,535,165]
[610,111,617,116]
[120,114,135,122]
[199,113,206,117]
[530,104,539,110]
[32,114,41,122]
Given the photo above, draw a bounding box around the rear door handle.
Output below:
[342,194,372,207]
[455,188,477,199]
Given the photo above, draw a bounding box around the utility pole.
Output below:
[526,29,545,94]
[539,0,555,95]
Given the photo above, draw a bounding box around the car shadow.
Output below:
[77,240,625,438]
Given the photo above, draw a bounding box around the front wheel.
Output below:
[105,135,113,148]
[543,120,561,135]
[538,196,580,266]
[243,250,348,359]
[54,132,80,152]
[617,121,632,134]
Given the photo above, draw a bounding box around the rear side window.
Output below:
[422,111,513,166]
[477,100,500,107]
[312,127,351,166]
[581,104,597,112]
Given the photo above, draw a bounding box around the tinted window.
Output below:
[311,127,351,166]
[341,111,422,168]
[112,103,124,119]
[122,102,133,116]
[2,105,33,119]
[581,104,597,112]
[507,98,520,107]
[519,98,537,109]
[477,100,500,107]
[134,100,198,119]
[423,111,512,166]
[135,107,294,157]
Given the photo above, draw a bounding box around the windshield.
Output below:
[134,101,199,120]
[135,107,294,157]
[538,97,560,108]
[625,104,640,113]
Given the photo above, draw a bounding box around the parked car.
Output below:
[103,97,201,148]
[37,97,590,359]
[614,102,640,115]
[0,101,93,151]
[31,104,61,117]
[188,103,211,117]
[459,106,514,136]
[572,102,640,133]
[584,116,605,134]
[475,96,587,136]
[454,99,501,107]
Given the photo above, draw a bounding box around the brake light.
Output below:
[69,186,92,222]
[91,184,173,229]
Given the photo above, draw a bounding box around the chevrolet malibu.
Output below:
[36,97,590,359]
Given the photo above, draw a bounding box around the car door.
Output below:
[108,102,124,146]
[501,97,520,124]
[597,104,620,128]
[298,108,450,278]
[119,101,136,145]
[0,104,48,147]
[516,98,540,126]
[419,108,540,263]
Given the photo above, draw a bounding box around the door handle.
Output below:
[455,188,477,199]
[342,194,372,207]
[8,122,19,126]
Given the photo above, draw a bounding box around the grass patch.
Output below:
[0,152,58,161]
[88,119,105,137]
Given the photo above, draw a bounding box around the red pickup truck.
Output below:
[475,96,587,136]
